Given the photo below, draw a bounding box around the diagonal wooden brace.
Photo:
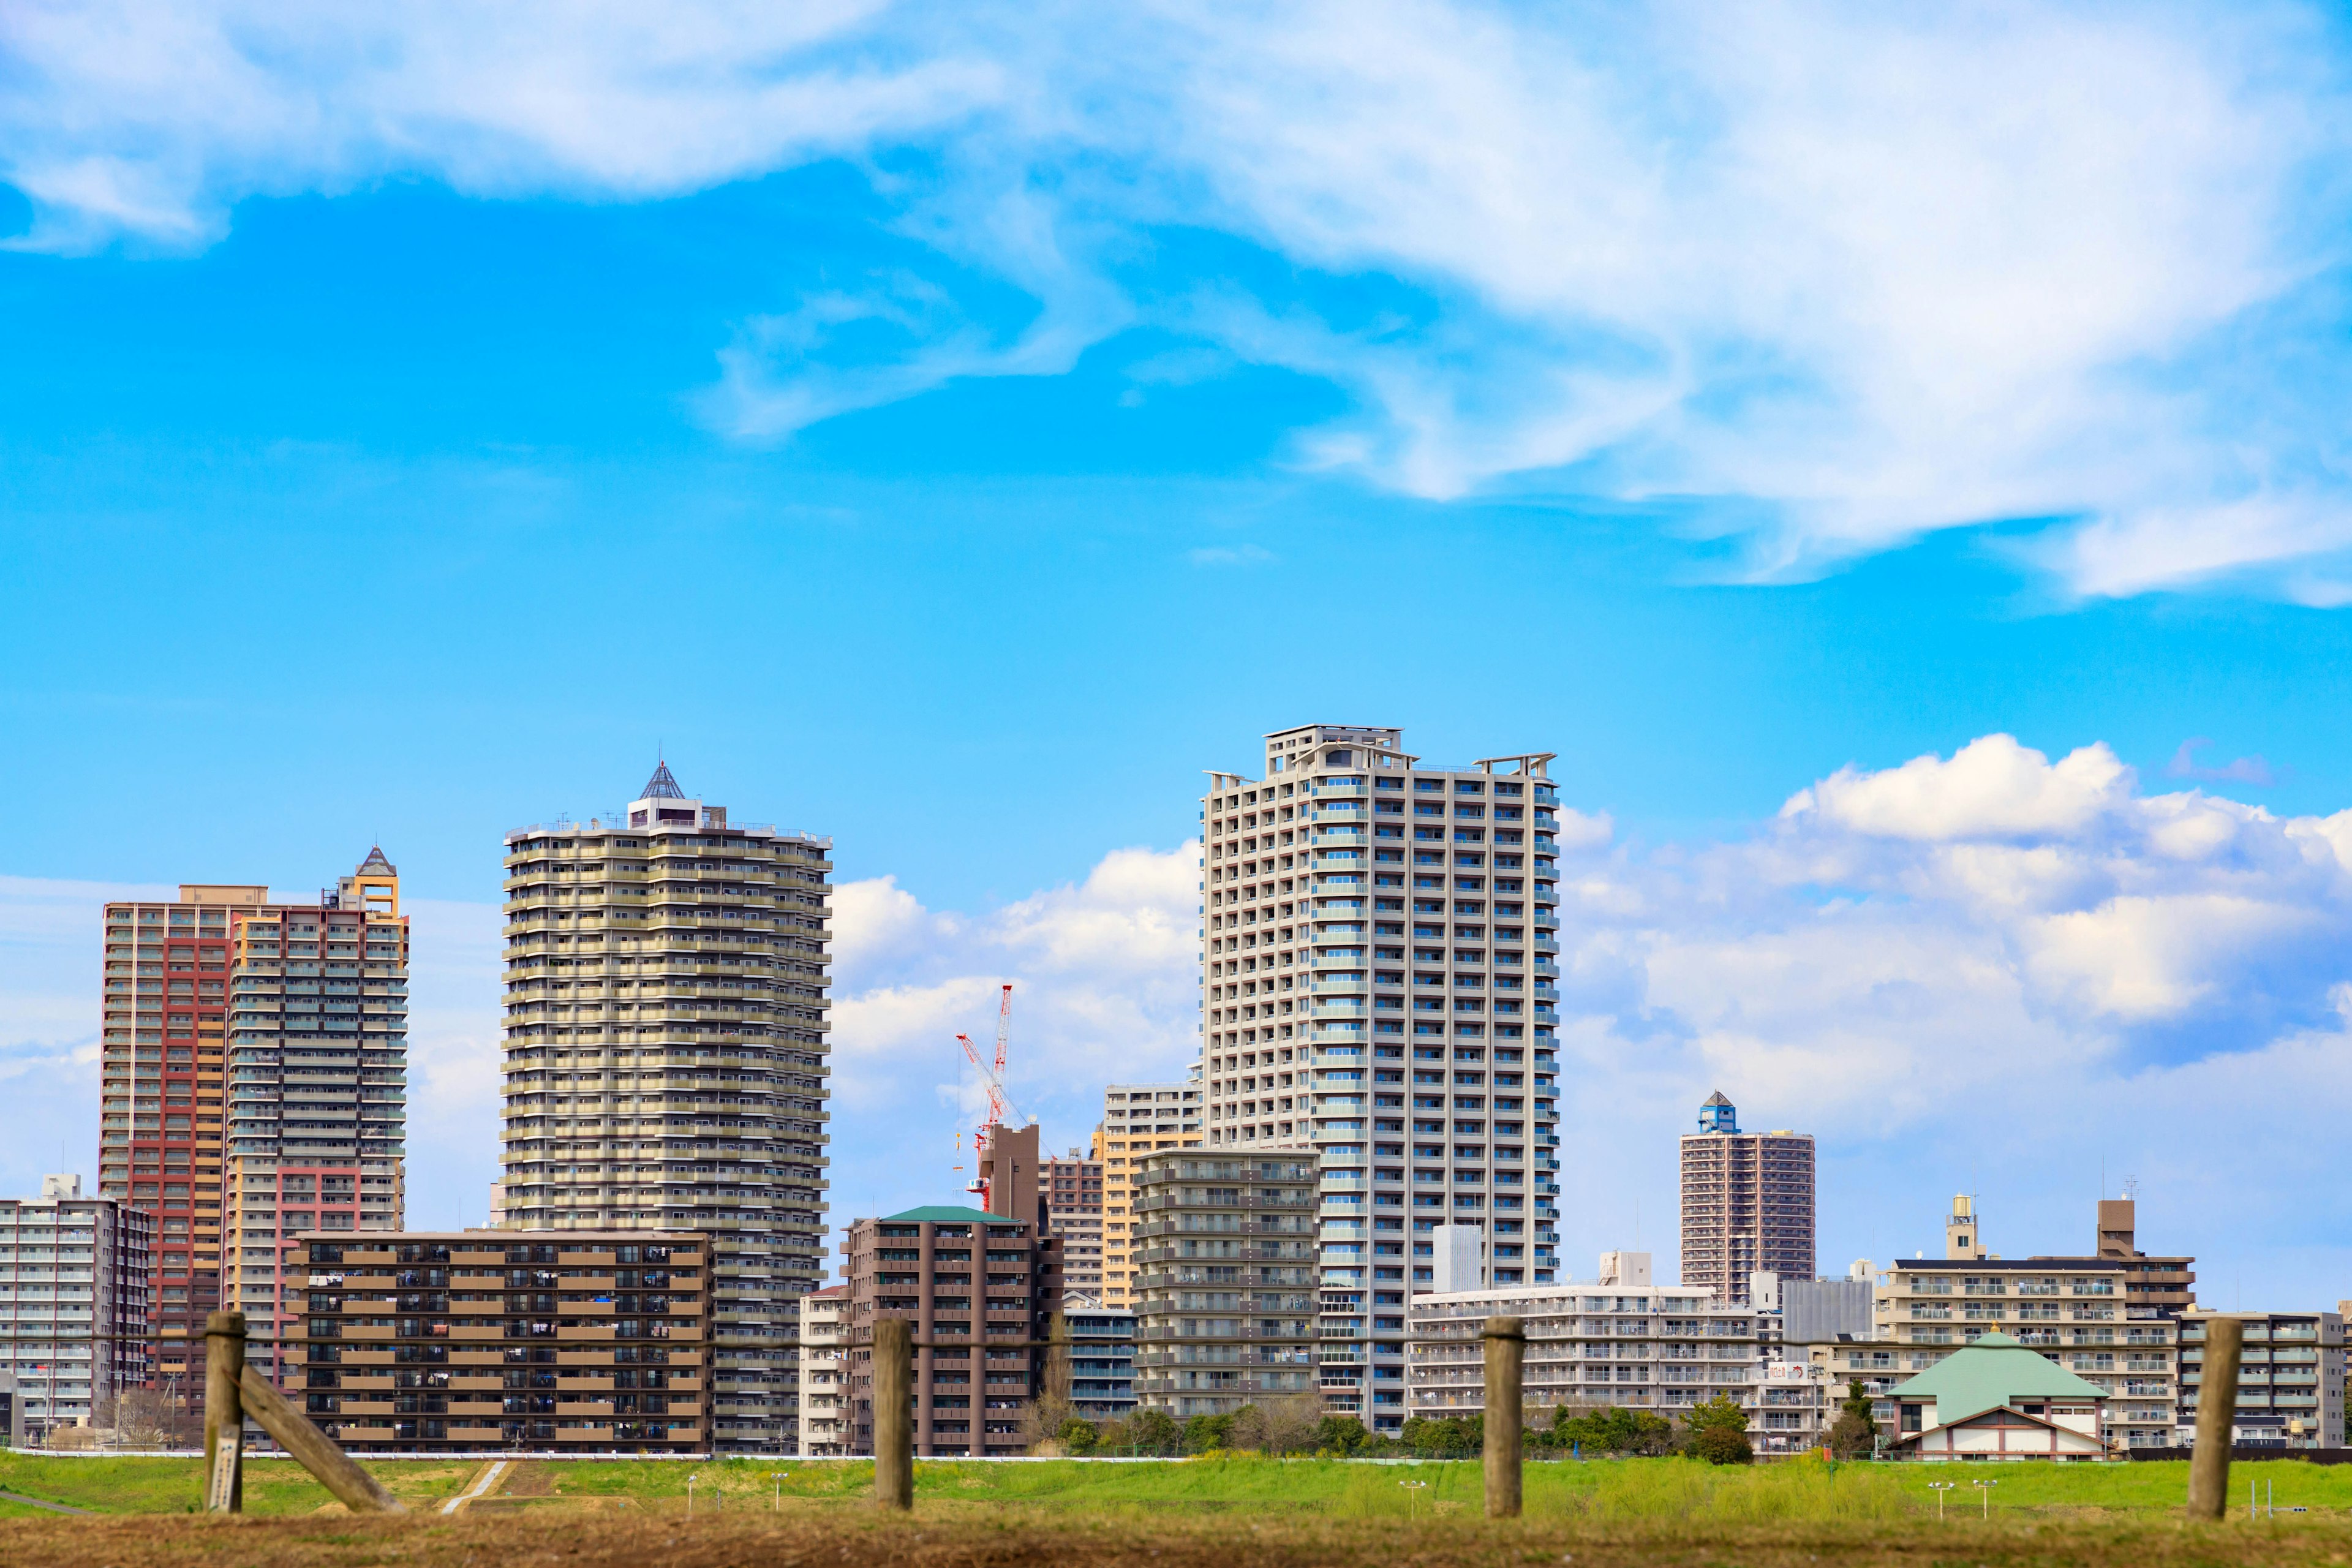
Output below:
[239,1365,406,1514]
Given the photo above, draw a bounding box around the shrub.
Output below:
[1690,1423,1755,1465]
[1059,1417,1101,1456]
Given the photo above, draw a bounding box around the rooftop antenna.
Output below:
[2123,1175,2140,1201]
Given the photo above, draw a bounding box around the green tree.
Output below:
[1684,1393,1754,1465]
[1182,1411,1236,1453]
[1400,1414,1481,1458]
[1315,1414,1374,1455]
[1553,1403,1674,1457]
[1827,1381,1877,1460]
[1127,1408,1182,1455]
[1060,1417,1102,1455]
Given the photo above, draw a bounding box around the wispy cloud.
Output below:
[1186,543,1273,567]
[2166,737,2282,788]
[8,0,2352,594]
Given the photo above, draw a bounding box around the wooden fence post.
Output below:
[873,1317,913,1511]
[1483,1315,1525,1520]
[2186,1315,2244,1521]
[202,1312,246,1513]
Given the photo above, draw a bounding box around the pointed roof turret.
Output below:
[641,760,686,799]
[355,845,396,875]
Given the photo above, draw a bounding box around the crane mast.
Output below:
[956,982,1017,1204]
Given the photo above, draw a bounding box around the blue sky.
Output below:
[6,0,2352,1302]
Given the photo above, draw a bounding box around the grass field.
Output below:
[5,1453,2351,1566]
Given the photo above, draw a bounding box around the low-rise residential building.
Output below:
[1042,1148,1105,1298]
[0,1175,151,1444]
[839,1205,1062,1457]
[1066,1300,1137,1422]
[291,1230,711,1453]
[795,1285,846,1456]
[1877,1193,2194,1450]
[1889,1332,2110,1461]
[1752,1360,1830,1454]
[1099,1082,1204,1310]
[1873,1253,2177,1450]
[1407,1276,1760,1423]
[1129,1152,1317,1419]
[2177,1311,2345,1450]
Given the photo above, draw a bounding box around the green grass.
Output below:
[8,1449,2350,1522]
[0,1453,482,1515]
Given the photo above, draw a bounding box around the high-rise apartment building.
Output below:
[499,763,832,1453]
[99,884,266,1386]
[1197,723,1564,1433]
[1098,1080,1202,1310]
[1678,1091,1815,1306]
[0,1176,151,1442]
[1041,1147,1104,1298]
[221,851,410,1385]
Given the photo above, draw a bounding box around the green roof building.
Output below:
[1889,1332,2111,1461]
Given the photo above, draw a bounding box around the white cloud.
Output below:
[8,0,2351,595]
[1782,734,2135,841]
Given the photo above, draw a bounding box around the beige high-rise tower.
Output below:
[1197,722,1566,1436]
[499,762,832,1453]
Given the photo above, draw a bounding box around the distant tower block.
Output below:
[1678,1090,1815,1305]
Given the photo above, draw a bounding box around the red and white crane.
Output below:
[956,982,1017,1201]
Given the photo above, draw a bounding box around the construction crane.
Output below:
[956,983,1018,1202]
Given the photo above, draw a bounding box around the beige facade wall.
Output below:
[1098,1082,1201,1310]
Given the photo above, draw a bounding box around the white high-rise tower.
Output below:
[1197,723,1563,1434]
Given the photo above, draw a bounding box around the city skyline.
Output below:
[6,728,2351,1316]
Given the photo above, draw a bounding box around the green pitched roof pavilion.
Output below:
[1888,1332,2107,1426]
[885,1205,998,1224]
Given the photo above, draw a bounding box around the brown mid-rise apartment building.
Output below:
[1678,1092,1814,1306]
[839,1205,1061,1456]
[290,1229,710,1452]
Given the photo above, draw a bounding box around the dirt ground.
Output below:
[6,1509,2352,1568]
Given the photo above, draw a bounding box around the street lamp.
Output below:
[1928,1480,1955,1520]
[771,1471,790,1510]
[1972,1479,1997,1519]
[1399,1478,1430,1520]
[687,1470,700,1515]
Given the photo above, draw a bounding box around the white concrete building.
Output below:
[795,1285,846,1456]
[1408,1277,1758,1420]
[0,1176,151,1444]
[1200,723,1565,1433]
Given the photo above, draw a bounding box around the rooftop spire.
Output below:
[641,759,686,800]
